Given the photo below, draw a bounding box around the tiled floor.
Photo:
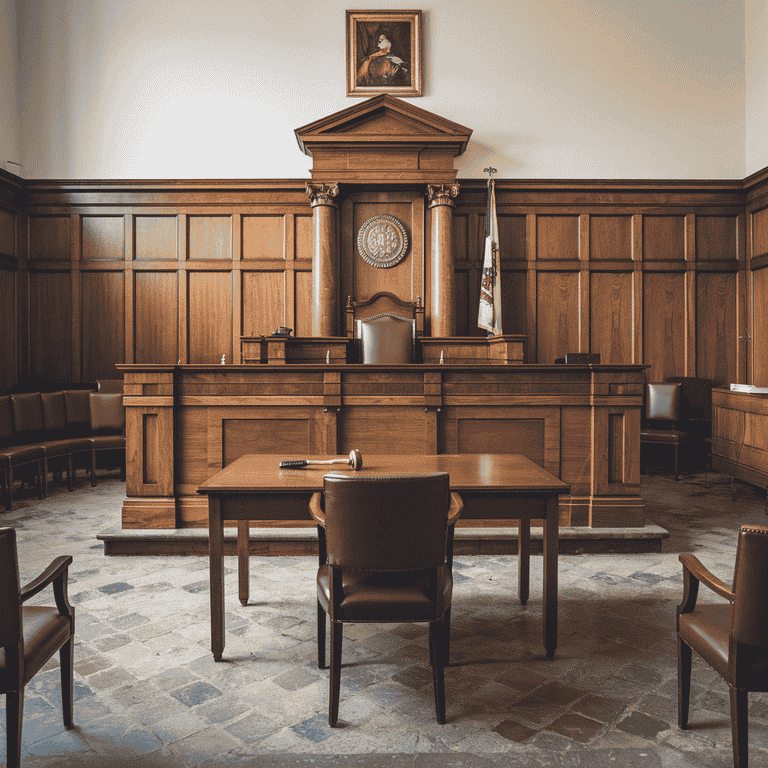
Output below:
[2,470,768,768]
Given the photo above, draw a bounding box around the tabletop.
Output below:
[197,453,570,495]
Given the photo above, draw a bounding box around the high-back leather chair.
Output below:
[640,382,688,480]
[346,292,424,364]
[677,524,768,768]
[0,396,44,512]
[0,527,75,768]
[309,472,463,726]
[88,393,126,486]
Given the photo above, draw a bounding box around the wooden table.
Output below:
[197,454,571,661]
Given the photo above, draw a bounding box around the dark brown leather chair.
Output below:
[640,382,688,480]
[677,524,768,768]
[96,379,123,394]
[309,472,463,726]
[0,397,44,512]
[39,392,91,491]
[1,526,75,768]
[88,393,126,486]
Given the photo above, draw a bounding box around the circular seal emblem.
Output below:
[356,215,409,269]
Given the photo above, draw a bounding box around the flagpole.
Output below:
[478,167,501,337]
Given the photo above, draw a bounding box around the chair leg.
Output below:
[38,458,45,498]
[60,636,75,728]
[677,636,692,729]
[329,620,342,726]
[674,445,680,481]
[67,453,74,492]
[430,620,446,724]
[730,687,748,768]
[443,606,452,667]
[91,448,97,487]
[5,465,14,511]
[317,601,326,669]
[7,688,23,768]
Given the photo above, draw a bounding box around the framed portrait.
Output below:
[346,10,422,97]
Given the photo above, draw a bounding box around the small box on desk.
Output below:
[555,353,601,365]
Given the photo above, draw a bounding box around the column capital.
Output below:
[426,183,460,208]
[306,182,340,208]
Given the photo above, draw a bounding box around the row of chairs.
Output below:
[0,389,126,511]
[2,472,766,767]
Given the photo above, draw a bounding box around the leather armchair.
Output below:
[1,526,75,768]
[88,393,126,486]
[0,397,44,512]
[309,472,463,726]
[677,524,768,768]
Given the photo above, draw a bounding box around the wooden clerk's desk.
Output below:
[197,453,570,661]
[118,361,646,534]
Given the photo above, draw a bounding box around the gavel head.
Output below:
[349,449,363,470]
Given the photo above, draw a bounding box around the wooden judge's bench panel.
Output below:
[118,363,645,531]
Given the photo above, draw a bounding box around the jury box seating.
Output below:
[0,388,126,511]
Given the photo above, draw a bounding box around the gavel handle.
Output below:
[279,459,347,469]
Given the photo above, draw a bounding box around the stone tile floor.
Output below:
[2,470,768,767]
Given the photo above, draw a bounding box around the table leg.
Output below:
[238,520,250,606]
[518,518,530,606]
[209,497,225,661]
[543,495,559,659]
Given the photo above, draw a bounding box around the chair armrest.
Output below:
[447,492,463,527]
[20,555,74,617]
[309,491,326,527]
[678,553,732,615]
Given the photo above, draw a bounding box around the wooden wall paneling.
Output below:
[242,214,284,260]
[135,215,178,260]
[526,214,537,361]
[643,271,686,383]
[736,212,747,384]
[752,268,768,386]
[643,215,685,261]
[451,211,470,337]
[28,215,71,261]
[123,215,134,364]
[632,214,643,365]
[188,271,232,364]
[339,405,428,455]
[241,271,285,338]
[0,268,16,391]
[536,271,580,365]
[696,215,738,261]
[232,214,243,363]
[0,208,14,257]
[29,270,72,382]
[82,215,124,260]
[537,215,579,261]
[590,272,633,365]
[178,214,188,363]
[498,213,527,340]
[81,269,125,381]
[685,214,696,377]
[134,271,178,364]
[590,215,632,261]
[751,206,768,257]
[696,272,737,386]
[71,215,82,381]
[188,215,231,260]
[579,214,589,353]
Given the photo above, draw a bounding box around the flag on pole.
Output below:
[478,175,502,335]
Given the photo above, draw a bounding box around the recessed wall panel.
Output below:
[242,271,284,336]
[82,216,123,260]
[188,216,231,260]
[134,272,178,364]
[643,216,684,260]
[243,215,284,259]
[590,272,633,364]
[536,271,580,363]
[188,272,232,363]
[29,215,71,261]
[136,216,178,260]
[82,271,125,380]
[643,272,686,381]
[30,271,72,381]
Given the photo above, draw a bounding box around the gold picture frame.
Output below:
[346,10,422,97]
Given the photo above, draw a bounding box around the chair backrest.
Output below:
[0,396,14,446]
[89,393,125,432]
[360,314,414,364]
[62,390,92,435]
[96,379,123,394]
[646,383,681,422]
[731,524,768,647]
[0,527,21,647]
[323,472,451,571]
[41,392,67,433]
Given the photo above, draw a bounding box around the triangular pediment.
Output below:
[295,95,472,156]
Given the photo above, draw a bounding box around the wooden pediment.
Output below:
[295,95,472,185]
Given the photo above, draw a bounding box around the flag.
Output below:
[477,178,502,335]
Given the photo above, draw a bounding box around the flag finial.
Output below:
[483,167,497,183]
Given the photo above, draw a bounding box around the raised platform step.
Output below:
[98,523,669,556]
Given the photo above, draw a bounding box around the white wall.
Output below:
[0,0,20,173]
[16,0,747,180]
[746,0,768,177]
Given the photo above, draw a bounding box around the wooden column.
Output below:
[306,182,340,337]
[427,184,459,337]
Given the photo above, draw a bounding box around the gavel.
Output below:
[279,449,363,470]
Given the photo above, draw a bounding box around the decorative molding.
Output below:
[305,182,340,208]
[356,214,409,269]
[426,184,460,207]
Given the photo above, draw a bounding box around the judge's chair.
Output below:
[1,527,75,768]
[346,292,424,364]
[309,472,463,726]
[677,524,768,768]
[640,382,688,481]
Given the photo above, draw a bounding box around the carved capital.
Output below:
[426,183,460,208]
[306,182,340,208]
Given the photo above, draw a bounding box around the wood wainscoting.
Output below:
[118,362,647,538]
